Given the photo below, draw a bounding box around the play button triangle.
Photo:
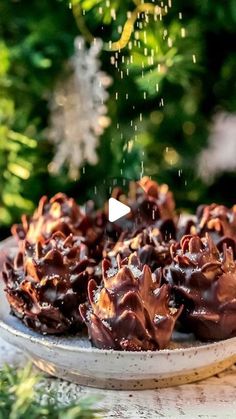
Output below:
[108,198,131,222]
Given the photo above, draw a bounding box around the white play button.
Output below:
[108,198,131,222]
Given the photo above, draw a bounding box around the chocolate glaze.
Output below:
[11,193,86,243]
[107,226,175,271]
[80,253,182,351]
[2,232,99,334]
[164,234,236,341]
[6,186,236,345]
[105,177,176,236]
[197,203,236,236]
[196,203,236,257]
[180,204,236,257]
[11,193,106,262]
[138,176,175,219]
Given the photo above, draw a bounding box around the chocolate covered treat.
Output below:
[196,203,236,255]
[11,193,105,261]
[80,253,182,351]
[138,176,175,220]
[82,203,109,261]
[106,176,176,235]
[11,193,86,243]
[107,226,175,271]
[2,232,98,334]
[6,183,236,346]
[164,234,236,341]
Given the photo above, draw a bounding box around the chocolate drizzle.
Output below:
[165,234,236,341]
[80,253,182,351]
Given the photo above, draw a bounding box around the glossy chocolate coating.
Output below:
[106,177,176,235]
[2,232,98,334]
[11,193,86,243]
[197,203,236,257]
[11,193,106,261]
[107,226,175,271]
[164,234,236,341]
[80,253,182,351]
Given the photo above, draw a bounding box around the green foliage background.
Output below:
[1,0,236,236]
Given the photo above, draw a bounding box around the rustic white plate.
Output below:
[0,238,236,390]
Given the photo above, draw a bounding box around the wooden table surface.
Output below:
[1,337,236,419]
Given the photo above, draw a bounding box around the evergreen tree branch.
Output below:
[0,363,103,418]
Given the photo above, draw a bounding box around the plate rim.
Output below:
[1,311,236,357]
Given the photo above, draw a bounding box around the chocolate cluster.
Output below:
[11,193,85,243]
[80,254,182,350]
[11,193,104,261]
[181,203,236,256]
[107,226,174,271]
[2,177,236,348]
[106,176,176,237]
[164,234,236,340]
[3,232,97,334]
[196,203,236,255]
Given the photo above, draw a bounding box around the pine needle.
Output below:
[0,363,103,419]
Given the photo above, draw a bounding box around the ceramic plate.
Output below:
[0,238,236,390]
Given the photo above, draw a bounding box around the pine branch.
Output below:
[0,363,103,419]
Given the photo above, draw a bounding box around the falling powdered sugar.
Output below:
[128,264,142,278]
[106,267,118,278]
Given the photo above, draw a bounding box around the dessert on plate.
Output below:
[80,253,182,350]
[3,232,97,334]
[2,177,236,350]
[164,234,236,340]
